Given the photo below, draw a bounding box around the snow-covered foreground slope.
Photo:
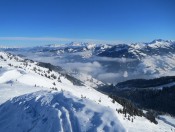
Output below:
[0,51,175,132]
[0,90,125,132]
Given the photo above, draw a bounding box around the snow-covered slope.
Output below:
[0,90,125,132]
[0,51,175,132]
[148,39,174,49]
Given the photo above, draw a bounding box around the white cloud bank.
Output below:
[0,37,127,45]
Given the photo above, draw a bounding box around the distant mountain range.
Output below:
[2,39,175,84]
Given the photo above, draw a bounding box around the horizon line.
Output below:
[0,37,174,47]
[0,37,129,45]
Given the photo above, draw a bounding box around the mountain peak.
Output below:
[150,39,171,44]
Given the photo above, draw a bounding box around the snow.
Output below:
[100,44,112,50]
[148,40,172,49]
[123,71,128,78]
[18,73,55,88]
[73,51,93,58]
[158,115,175,128]
[0,51,175,132]
[0,83,47,104]
[0,90,125,132]
[71,72,104,88]
[0,69,22,83]
[137,54,175,76]
[86,43,96,50]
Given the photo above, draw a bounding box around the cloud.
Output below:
[0,37,127,45]
[0,37,72,41]
[62,61,124,84]
[97,73,121,83]
[63,61,102,74]
[93,56,136,63]
[10,47,134,84]
[16,52,131,84]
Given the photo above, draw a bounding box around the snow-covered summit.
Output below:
[148,39,174,48]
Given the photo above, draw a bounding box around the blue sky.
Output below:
[0,0,175,46]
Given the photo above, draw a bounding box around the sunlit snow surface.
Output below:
[0,90,125,132]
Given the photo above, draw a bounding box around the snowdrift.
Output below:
[0,90,125,132]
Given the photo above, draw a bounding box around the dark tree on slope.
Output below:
[109,95,158,124]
